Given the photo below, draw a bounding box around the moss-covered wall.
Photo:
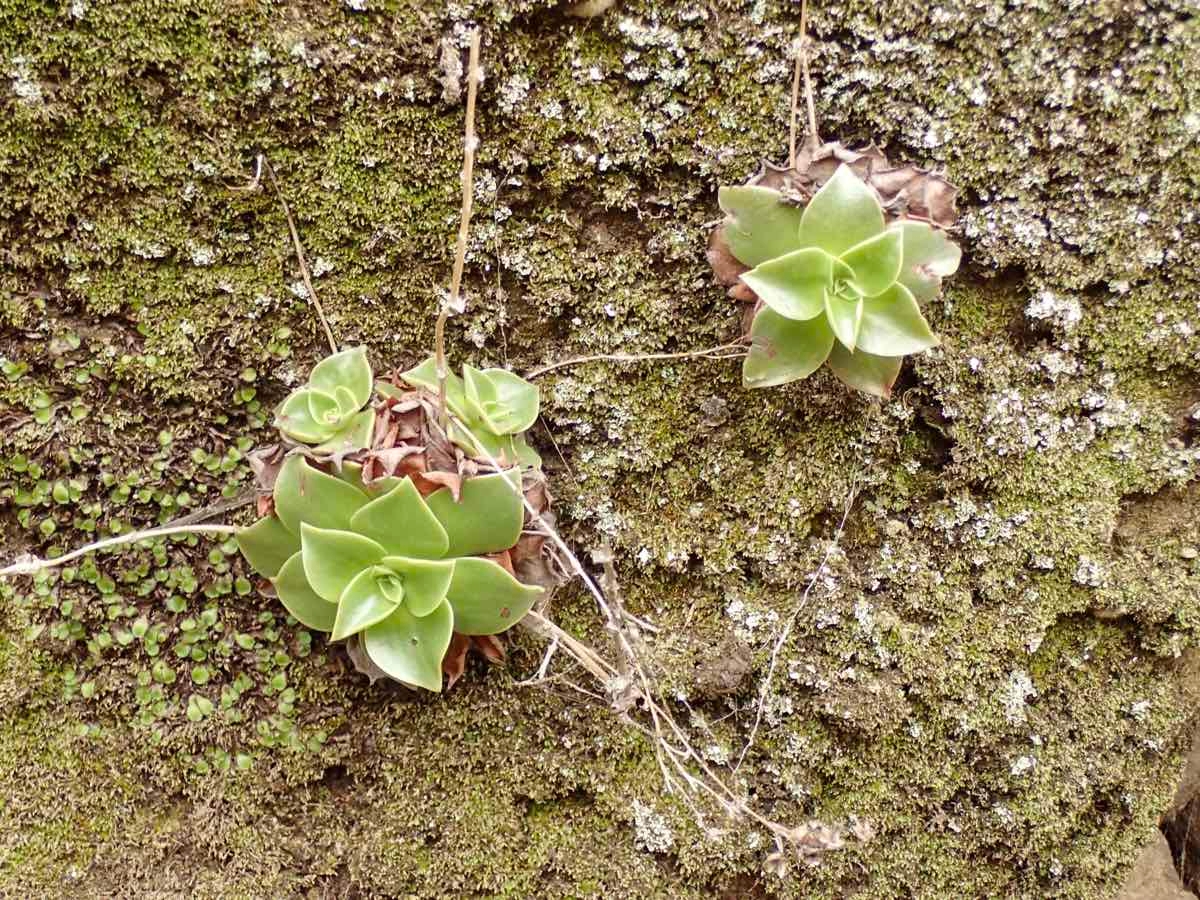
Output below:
[1,0,1198,896]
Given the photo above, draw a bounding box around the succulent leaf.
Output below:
[839,228,904,297]
[382,556,456,617]
[273,552,337,632]
[739,247,833,321]
[306,388,341,427]
[824,291,865,352]
[856,283,940,357]
[891,221,962,303]
[363,601,454,692]
[349,479,450,558]
[825,343,903,398]
[313,409,377,455]
[400,357,472,420]
[331,566,401,641]
[300,523,386,603]
[273,455,368,535]
[425,470,524,557]
[237,515,299,579]
[446,557,543,635]
[309,346,373,410]
[463,366,540,435]
[275,390,330,443]
[743,308,835,388]
[798,165,885,256]
[717,185,806,267]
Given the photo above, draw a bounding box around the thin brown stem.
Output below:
[1,524,241,578]
[525,340,748,380]
[436,29,482,430]
[799,0,820,153]
[261,157,338,354]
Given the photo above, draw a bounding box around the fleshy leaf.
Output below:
[363,601,454,692]
[309,346,373,410]
[445,557,542,635]
[824,291,864,352]
[742,308,835,388]
[798,165,885,256]
[717,185,806,268]
[426,470,524,557]
[739,247,833,321]
[306,389,340,429]
[825,343,903,398]
[383,556,456,617]
[892,221,962,303]
[857,283,940,357]
[275,389,329,443]
[273,455,368,535]
[273,552,336,632]
[237,515,300,579]
[349,478,450,558]
[840,229,903,297]
[313,409,376,454]
[300,523,386,603]
[331,567,401,641]
[400,357,471,420]
[463,366,539,435]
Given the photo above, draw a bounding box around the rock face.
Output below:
[0,1,1198,897]
[1116,832,1193,900]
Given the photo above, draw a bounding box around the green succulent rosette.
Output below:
[718,164,961,397]
[237,455,542,691]
[273,346,376,452]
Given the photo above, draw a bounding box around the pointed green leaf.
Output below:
[463,366,539,435]
[273,552,336,632]
[349,478,449,558]
[824,291,864,352]
[313,409,376,454]
[857,282,940,357]
[300,523,386,603]
[331,567,400,641]
[426,470,524,557]
[892,221,962,303]
[742,308,835,388]
[446,557,542,635]
[798,165,885,256]
[275,389,329,443]
[363,601,454,692]
[383,556,456,617]
[826,343,903,399]
[840,229,903,297]
[400,357,472,419]
[717,185,806,268]
[309,346,373,409]
[273,455,368,535]
[739,247,833,321]
[237,516,300,579]
[306,388,340,428]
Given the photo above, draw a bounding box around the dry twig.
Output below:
[526,340,748,380]
[0,524,241,578]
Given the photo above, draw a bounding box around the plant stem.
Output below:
[261,156,338,355]
[1,525,241,578]
[436,29,482,430]
[800,0,820,153]
[525,340,748,379]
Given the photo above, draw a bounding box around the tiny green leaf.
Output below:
[824,291,864,352]
[798,165,885,256]
[273,552,336,632]
[742,308,835,388]
[717,185,805,267]
[382,556,456,617]
[839,228,904,297]
[309,346,373,409]
[857,283,940,357]
[891,221,962,303]
[331,567,400,641]
[426,470,524,557]
[739,247,833,321]
[363,601,454,692]
[825,343,903,398]
[349,478,450,558]
[300,523,386,603]
[445,557,542,635]
[273,456,368,535]
[237,515,300,579]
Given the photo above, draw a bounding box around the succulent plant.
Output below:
[237,454,542,691]
[273,346,376,451]
[399,358,541,468]
[711,152,961,398]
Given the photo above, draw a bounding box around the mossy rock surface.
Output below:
[2,1,1199,897]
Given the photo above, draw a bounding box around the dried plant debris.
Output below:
[709,143,962,398]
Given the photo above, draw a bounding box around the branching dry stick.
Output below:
[261,156,339,354]
[435,29,482,429]
[0,524,242,578]
[526,340,749,380]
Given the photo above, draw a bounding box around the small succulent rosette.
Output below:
[239,347,557,691]
[709,144,962,398]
